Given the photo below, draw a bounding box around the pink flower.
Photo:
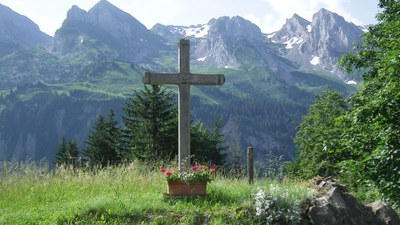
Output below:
[191,166,198,172]
[159,168,166,173]
[165,171,172,176]
[198,165,205,170]
[210,165,218,171]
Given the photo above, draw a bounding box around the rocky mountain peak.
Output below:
[290,13,309,25]
[312,8,347,30]
[53,0,166,63]
[0,3,52,57]
[271,13,310,42]
[310,8,363,51]
[268,8,364,81]
[93,0,113,8]
[208,16,262,42]
[65,5,88,22]
[88,0,143,27]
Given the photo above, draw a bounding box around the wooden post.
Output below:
[247,146,254,185]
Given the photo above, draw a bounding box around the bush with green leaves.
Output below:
[253,182,311,225]
[339,0,400,206]
[287,89,347,179]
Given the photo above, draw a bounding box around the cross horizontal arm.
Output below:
[143,72,225,85]
[189,73,225,85]
[143,72,181,84]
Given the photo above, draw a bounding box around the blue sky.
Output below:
[1,0,380,36]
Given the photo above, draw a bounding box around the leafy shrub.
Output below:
[253,183,312,224]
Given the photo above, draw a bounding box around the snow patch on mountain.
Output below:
[184,24,209,38]
[197,56,207,61]
[346,80,357,85]
[284,37,304,49]
[267,33,276,38]
[310,56,320,65]
[306,25,312,32]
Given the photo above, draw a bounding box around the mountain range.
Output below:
[0,0,366,163]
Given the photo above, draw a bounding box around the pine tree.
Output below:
[84,110,121,167]
[121,85,178,160]
[210,116,227,165]
[191,122,213,163]
[230,117,244,177]
[54,137,79,166]
[190,117,227,165]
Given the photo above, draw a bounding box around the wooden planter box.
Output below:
[167,181,207,197]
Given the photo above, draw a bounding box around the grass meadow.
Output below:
[0,161,311,224]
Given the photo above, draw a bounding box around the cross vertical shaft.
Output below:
[178,39,190,170]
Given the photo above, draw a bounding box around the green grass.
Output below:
[0,161,311,224]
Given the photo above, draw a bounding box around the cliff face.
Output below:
[270,9,364,81]
[52,0,166,63]
[0,3,52,57]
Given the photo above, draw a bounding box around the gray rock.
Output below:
[307,178,400,225]
[368,201,400,225]
[270,8,364,81]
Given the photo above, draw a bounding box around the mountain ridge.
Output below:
[0,3,52,57]
[52,1,166,64]
[0,1,362,162]
[269,8,364,81]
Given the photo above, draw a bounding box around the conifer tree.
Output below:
[210,116,227,165]
[54,137,79,166]
[121,85,178,160]
[84,110,121,167]
[191,117,227,165]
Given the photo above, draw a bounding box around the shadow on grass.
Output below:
[58,208,210,225]
[162,187,249,206]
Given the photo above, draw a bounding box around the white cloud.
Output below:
[1,0,377,36]
[244,14,278,34]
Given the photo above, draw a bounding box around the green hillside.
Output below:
[0,161,311,224]
[0,42,355,162]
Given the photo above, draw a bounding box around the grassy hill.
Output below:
[0,161,312,224]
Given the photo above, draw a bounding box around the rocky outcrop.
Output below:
[53,0,165,63]
[191,16,265,69]
[270,9,364,81]
[0,3,52,57]
[306,177,400,225]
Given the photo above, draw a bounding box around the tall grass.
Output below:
[0,161,311,224]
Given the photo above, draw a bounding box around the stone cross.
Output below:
[142,39,225,170]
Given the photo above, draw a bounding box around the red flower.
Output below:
[191,166,198,172]
[210,165,218,171]
[159,168,166,173]
[198,165,205,170]
[165,171,172,176]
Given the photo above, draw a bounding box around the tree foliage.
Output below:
[54,137,79,166]
[191,116,227,165]
[121,85,178,160]
[287,89,347,179]
[84,110,121,167]
[121,84,227,164]
[338,0,400,204]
